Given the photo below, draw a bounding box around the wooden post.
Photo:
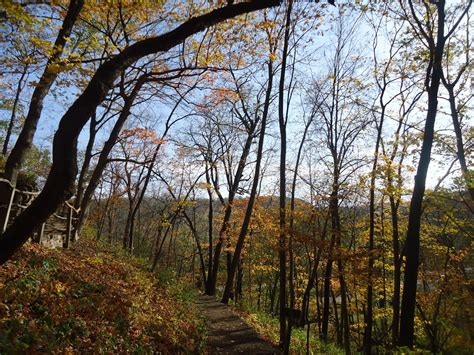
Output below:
[33,222,45,244]
[38,223,45,244]
[64,206,73,249]
[2,185,15,233]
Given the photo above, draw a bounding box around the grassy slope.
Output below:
[0,239,205,353]
[234,305,344,354]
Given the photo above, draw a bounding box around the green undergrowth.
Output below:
[233,302,343,354]
[0,238,205,353]
[234,301,437,354]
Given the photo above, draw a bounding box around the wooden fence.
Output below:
[0,178,78,248]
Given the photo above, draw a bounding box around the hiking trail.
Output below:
[196,295,280,354]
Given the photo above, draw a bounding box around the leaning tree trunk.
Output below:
[126,90,185,254]
[290,109,315,327]
[0,0,280,265]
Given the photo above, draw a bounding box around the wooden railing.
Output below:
[0,178,78,248]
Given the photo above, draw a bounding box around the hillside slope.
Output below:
[0,239,205,353]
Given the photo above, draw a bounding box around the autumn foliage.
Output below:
[0,237,204,353]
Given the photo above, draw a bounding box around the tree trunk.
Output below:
[332,289,341,346]
[2,0,84,181]
[338,260,351,354]
[221,60,273,304]
[300,224,325,327]
[0,0,84,228]
[183,211,207,285]
[73,111,97,241]
[74,76,146,236]
[445,85,474,201]
[2,65,28,156]
[205,164,214,289]
[292,119,316,327]
[332,180,350,354]
[399,1,446,347]
[206,120,257,295]
[389,195,401,345]
[123,203,133,250]
[363,106,386,355]
[277,2,293,351]
[321,189,338,343]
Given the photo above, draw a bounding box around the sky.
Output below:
[1,0,472,198]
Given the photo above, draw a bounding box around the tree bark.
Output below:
[278,2,293,351]
[2,65,28,156]
[72,110,97,241]
[399,0,446,347]
[389,195,401,345]
[205,163,214,288]
[300,215,327,326]
[445,84,474,201]
[363,98,386,355]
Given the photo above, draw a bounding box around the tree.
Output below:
[277,1,293,351]
[440,8,473,202]
[310,12,369,353]
[0,0,84,229]
[0,0,281,265]
[398,0,471,347]
[221,48,275,305]
[193,68,267,295]
[362,9,413,351]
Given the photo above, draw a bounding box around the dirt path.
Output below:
[196,295,280,354]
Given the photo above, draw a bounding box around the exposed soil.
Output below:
[196,295,280,354]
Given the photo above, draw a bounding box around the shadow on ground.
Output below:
[196,295,280,354]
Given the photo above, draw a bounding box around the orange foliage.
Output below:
[0,239,203,353]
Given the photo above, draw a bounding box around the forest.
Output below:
[0,0,472,353]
